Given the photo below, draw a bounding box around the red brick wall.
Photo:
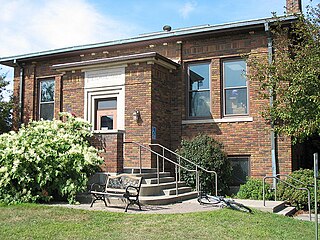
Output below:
[12,28,293,177]
[90,132,124,173]
[179,30,292,178]
[124,63,153,168]
[61,70,84,117]
[150,64,180,168]
[286,0,302,14]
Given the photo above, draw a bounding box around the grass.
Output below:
[0,203,315,240]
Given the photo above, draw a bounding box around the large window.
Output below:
[188,62,211,118]
[95,98,117,130]
[39,79,55,120]
[229,156,250,186]
[223,59,248,116]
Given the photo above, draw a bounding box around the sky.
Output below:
[0,0,319,95]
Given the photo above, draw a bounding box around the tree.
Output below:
[0,71,12,134]
[247,4,320,143]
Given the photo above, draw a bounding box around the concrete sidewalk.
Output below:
[294,214,320,222]
[48,198,314,221]
[48,198,221,214]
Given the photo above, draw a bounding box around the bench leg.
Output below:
[102,197,107,207]
[90,194,107,207]
[124,199,142,212]
[125,203,130,212]
[90,198,96,208]
[137,201,142,211]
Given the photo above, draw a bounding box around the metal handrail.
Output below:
[263,176,311,221]
[149,143,218,196]
[276,174,315,188]
[123,141,196,196]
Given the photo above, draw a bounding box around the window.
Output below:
[188,62,211,118]
[95,98,117,130]
[223,59,248,116]
[39,79,55,120]
[229,156,250,186]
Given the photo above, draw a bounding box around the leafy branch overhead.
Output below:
[247,4,320,143]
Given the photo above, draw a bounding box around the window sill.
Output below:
[182,117,253,124]
[92,129,125,134]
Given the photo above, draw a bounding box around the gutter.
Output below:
[264,22,277,187]
[13,59,24,126]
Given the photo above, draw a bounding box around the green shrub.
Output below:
[0,113,103,204]
[176,134,231,194]
[237,177,274,200]
[276,169,320,210]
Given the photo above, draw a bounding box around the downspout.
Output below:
[13,59,24,127]
[264,22,278,188]
[177,40,183,152]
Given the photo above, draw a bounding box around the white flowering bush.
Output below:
[0,113,103,204]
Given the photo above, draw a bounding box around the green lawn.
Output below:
[0,204,314,240]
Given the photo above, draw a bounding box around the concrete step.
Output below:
[140,191,198,205]
[123,168,157,174]
[134,172,172,179]
[144,176,175,184]
[163,186,193,196]
[234,199,286,213]
[140,181,187,196]
[276,206,296,216]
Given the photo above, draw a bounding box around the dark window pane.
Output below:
[189,63,210,90]
[189,91,211,117]
[41,80,55,102]
[40,103,54,120]
[224,60,246,88]
[230,157,249,186]
[101,115,113,130]
[225,88,247,115]
[97,99,117,109]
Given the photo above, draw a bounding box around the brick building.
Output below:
[0,0,302,188]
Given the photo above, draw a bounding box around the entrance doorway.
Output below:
[95,98,117,130]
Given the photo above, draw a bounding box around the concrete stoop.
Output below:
[77,168,198,206]
[234,199,297,216]
[127,168,198,205]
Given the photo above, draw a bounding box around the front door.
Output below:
[95,98,117,130]
[96,109,117,130]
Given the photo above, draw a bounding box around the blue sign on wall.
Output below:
[152,126,156,140]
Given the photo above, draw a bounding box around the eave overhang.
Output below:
[51,52,180,72]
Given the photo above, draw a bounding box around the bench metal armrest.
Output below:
[89,183,106,193]
[124,185,140,198]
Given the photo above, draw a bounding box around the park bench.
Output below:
[89,173,142,212]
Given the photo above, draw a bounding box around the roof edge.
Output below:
[0,15,297,66]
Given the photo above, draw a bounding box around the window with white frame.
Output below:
[223,59,248,116]
[188,62,211,118]
[229,156,250,186]
[39,79,55,120]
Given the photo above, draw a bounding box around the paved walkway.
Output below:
[294,214,320,222]
[48,198,221,214]
[48,199,318,221]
